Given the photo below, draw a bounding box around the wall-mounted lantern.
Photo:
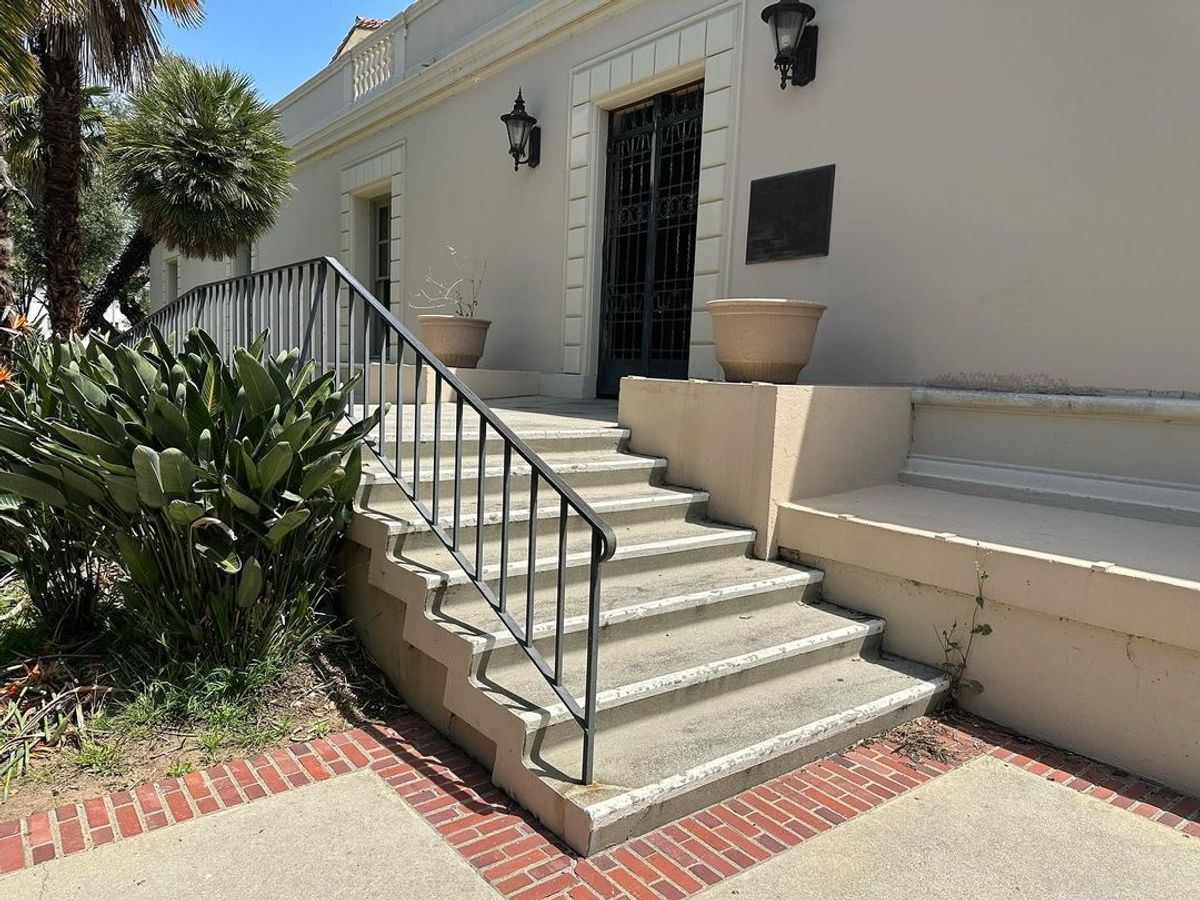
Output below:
[500,89,541,171]
[761,1,818,89]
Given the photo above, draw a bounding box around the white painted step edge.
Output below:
[579,676,949,829]
[510,618,881,729]
[371,489,709,535]
[420,528,758,588]
[361,426,631,443]
[365,455,666,482]
[459,570,824,649]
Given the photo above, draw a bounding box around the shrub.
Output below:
[0,325,108,632]
[0,328,377,669]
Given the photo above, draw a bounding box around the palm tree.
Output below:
[0,0,45,316]
[0,1,44,93]
[32,0,202,336]
[81,56,292,332]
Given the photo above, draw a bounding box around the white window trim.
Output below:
[340,142,406,310]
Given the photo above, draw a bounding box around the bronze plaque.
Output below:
[746,164,835,263]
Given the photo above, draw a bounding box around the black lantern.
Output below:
[500,89,540,171]
[761,1,818,89]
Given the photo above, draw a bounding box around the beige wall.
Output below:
[155,0,1200,395]
[618,378,911,555]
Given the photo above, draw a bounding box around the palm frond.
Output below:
[108,56,293,259]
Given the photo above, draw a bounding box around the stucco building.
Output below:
[151,0,1200,399]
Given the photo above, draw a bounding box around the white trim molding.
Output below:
[561,4,741,383]
[340,142,407,310]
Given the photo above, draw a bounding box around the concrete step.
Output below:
[476,599,881,729]
[362,452,667,509]
[400,518,758,586]
[430,556,823,640]
[532,654,948,853]
[363,425,629,469]
[386,488,709,560]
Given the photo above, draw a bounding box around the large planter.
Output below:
[417,315,491,369]
[707,299,826,384]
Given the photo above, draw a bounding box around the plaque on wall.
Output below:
[745,164,835,264]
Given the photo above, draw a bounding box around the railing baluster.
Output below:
[475,417,486,578]
[582,531,603,785]
[526,474,538,648]
[432,373,442,522]
[453,393,463,550]
[377,315,387,454]
[499,442,511,614]
[412,356,422,504]
[555,497,567,686]
[393,339,403,479]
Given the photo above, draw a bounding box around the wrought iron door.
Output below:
[597,82,704,397]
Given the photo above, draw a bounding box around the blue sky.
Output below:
[161,1,408,101]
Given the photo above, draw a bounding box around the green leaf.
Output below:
[132,446,166,508]
[197,429,213,465]
[201,360,222,414]
[299,451,341,499]
[236,558,263,608]
[0,473,66,508]
[147,394,191,450]
[222,477,261,516]
[117,532,160,588]
[192,517,241,574]
[165,499,207,526]
[103,474,141,514]
[235,349,280,416]
[159,448,197,498]
[971,623,993,636]
[258,442,293,494]
[50,423,126,464]
[60,467,106,504]
[264,508,310,548]
[332,445,364,502]
[0,493,20,510]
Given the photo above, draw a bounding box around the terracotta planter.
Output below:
[417,315,491,368]
[707,299,826,384]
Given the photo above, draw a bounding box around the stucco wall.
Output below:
[154,0,1200,395]
[729,0,1200,395]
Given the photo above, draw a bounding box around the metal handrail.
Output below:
[125,256,616,783]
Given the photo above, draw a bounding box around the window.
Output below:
[369,199,391,359]
[372,200,391,305]
[165,259,179,304]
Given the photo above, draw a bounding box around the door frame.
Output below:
[555,6,743,398]
[596,81,705,397]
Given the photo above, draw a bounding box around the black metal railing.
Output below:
[126,256,617,783]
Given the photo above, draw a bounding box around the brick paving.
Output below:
[0,712,1195,897]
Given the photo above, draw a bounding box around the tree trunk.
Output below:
[0,144,14,316]
[34,28,84,337]
[80,226,154,334]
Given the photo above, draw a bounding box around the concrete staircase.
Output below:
[341,399,947,855]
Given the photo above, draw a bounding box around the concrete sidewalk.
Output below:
[3,722,1199,899]
[706,755,1200,899]
[0,771,496,899]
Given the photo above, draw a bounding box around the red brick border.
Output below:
[1,712,1196,896]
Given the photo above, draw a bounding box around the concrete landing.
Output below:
[704,756,1200,899]
[0,772,497,899]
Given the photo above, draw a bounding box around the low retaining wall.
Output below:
[617,378,912,557]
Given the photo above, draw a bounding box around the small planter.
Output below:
[707,299,826,384]
[417,315,491,369]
